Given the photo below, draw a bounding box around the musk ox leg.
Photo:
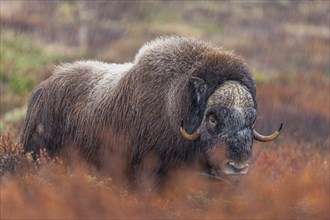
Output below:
[151,152,172,189]
[23,123,62,160]
[21,87,44,159]
[21,87,62,159]
[22,133,43,161]
[127,153,143,187]
[155,162,169,188]
[77,138,103,170]
[126,149,167,189]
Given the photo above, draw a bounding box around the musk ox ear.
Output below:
[182,77,208,134]
[189,77,207,106]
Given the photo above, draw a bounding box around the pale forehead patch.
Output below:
[207,81,254,108]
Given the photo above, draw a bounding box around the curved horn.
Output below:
[253,123,283,142]
[180,127,200,141]
[180,120,200,141]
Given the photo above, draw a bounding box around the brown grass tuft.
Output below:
[1,131,329,219]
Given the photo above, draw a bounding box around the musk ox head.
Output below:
[179,79,282,178]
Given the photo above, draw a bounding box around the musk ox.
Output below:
[21,36,281,185]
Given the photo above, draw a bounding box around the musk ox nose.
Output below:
[221,161,250,175]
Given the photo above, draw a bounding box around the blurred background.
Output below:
[0,1,329,219]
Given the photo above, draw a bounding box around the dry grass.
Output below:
[0,132,329,219]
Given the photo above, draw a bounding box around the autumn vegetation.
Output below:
[0,1,329,219]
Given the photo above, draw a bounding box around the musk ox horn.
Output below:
[179,121,200,141]
[253,123,283,142]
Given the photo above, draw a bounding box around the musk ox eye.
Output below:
[208,114,217,126]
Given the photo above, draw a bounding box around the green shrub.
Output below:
[254,71,271,85]
[0,31,68,116]
[9,74,35,95]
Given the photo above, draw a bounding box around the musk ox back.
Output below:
[21,36,281,186]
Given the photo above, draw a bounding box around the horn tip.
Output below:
[278,123,283,132]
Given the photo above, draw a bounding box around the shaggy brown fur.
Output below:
[21,36,256,186]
